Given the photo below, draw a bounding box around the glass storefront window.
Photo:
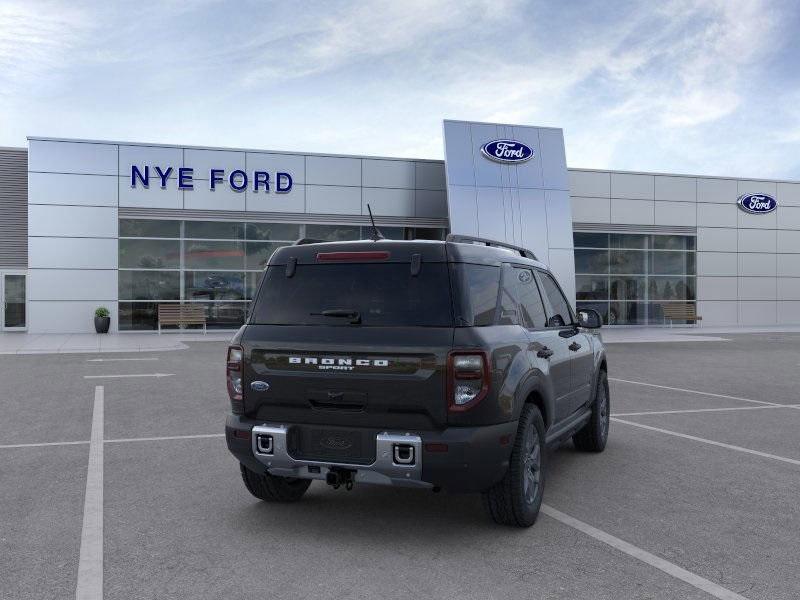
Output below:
[119,219,180,238]
[574,232,696,325]
[185,221,245,240]
[119,239,180,269]
[245,242,284,270]
[184,272,246,301]
[119,271,180,301]
[119,219,447,330]
[245,222,301,241]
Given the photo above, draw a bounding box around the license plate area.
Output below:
[287,425,377,465]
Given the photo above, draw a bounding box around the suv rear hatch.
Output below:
[240,242,454,439]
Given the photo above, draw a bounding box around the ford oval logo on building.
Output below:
[737,193,777,214]
[480,140,534,163]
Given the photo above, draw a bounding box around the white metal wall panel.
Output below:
[697,203,737,228]
[777,206,800,229]
[119,145,182,174]
[415,162,445,190]
[777,182,800,206]
[414,189,448,218]
[28,237,118,269]
[362,160,415,189]
[119,178,182,209]
[738,229,776,253]
[306,185,362,215]
[28,140,118,175]
[568,170,610,198]
[610,173,654,200]
[777,254,800,276]
[778,230,800,253]
[654,176,696,202]
[738,208,777,229]
[654,201,696,226]
[777,301,800,323]
[29,172,117,207]
[183,149,245,177]
[245,185,305,213]
[362,188,415,217]
[538,129,568,191]
[28,300,118,334]
[738,253,777,277]
[698,252,737,277]
[305,156,361,187]
[697,301,738,325]
[698,228,737,252]
[738,301,776,325]
[697,178,737,203]
[738,277,776,300]
[610,199,655,225]
[28,205,118,238]
[246,153,306,184]
[28,269,117,301]
[571,197,610,223]
[777,278,800,300]
[698,277,738,300]
[737,180,777,197]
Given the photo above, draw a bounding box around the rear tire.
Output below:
[573,369,610,452]
[482,404,546,527]
[240,463,311,502]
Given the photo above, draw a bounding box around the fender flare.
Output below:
[512,370,555,430]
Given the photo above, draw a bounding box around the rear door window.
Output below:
[512,267,548,329]
[250,263,453,327]
[538,271,573,327]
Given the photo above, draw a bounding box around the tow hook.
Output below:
[326,467,356,491]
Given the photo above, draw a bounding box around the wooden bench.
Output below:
[157,304,207,334]
[662,303,702,327]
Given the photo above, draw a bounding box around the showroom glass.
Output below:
[118,220,446,330]
[573,233,696,325]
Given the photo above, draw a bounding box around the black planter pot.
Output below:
[94,316,110,334]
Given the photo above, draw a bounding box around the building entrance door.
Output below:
[1,272,26,331]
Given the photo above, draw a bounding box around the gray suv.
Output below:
[225,234,609,527]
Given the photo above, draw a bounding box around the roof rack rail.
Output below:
[294,238,328,245]
[446,234,537,260]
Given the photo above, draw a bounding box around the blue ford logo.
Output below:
[481,140,534,163]
[737,193,777,214]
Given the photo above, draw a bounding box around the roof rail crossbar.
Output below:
[294,238,328,245]
[446,234,537,260]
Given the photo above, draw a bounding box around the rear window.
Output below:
[250,263,453,327]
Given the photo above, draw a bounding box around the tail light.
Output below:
[227,345,244,414]
[447,351,490,412]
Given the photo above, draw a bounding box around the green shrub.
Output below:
[95,306,110,318]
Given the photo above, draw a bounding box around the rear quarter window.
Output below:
[451,264,500,326]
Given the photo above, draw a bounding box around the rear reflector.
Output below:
[316,251,390,261]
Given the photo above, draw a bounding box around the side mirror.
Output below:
[577,309,602,329]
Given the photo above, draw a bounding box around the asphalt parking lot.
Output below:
[2,333,799,600]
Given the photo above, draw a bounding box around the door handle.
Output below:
[536,346,554,359]
[568,342,581,352]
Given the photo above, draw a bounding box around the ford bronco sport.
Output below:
[225,234,609,527]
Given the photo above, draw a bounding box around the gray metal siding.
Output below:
[0,148,27,268]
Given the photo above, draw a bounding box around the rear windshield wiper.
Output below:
[311,309,362,324]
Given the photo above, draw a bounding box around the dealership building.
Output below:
[0,119,799,334]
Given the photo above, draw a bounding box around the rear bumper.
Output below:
[226,415,517,493]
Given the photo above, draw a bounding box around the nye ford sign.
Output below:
[737,193,777,214]
[130,165,293,193]
[480,140,534,163]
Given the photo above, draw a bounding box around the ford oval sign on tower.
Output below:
[480,140,534,163]
[737,193,777,214]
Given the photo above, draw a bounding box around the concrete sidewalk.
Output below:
[0,331,233,354]
[601,324,800,343]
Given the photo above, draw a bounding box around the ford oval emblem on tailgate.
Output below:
[250,381,270,392]
[319,435,353,450]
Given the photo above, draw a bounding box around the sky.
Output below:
[1,0,799,178]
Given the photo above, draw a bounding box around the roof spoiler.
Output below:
[294,238,328,245]
[446,234,537,261]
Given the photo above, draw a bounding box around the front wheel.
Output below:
[482,404,546,527]
[573,369,610,452]
[240,463,311,502]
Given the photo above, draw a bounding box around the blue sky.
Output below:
[1,0,798,178]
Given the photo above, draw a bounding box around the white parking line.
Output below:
[86,357,160,362]
[612,404,800,417]
[75,386,104,600]
[83,373,174,379]
[0,432,225,449]
[610,378,779,406]
[612,418,800,467]
[541,505,750,600]
[105,433,224,444]
[0,440,90,449]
